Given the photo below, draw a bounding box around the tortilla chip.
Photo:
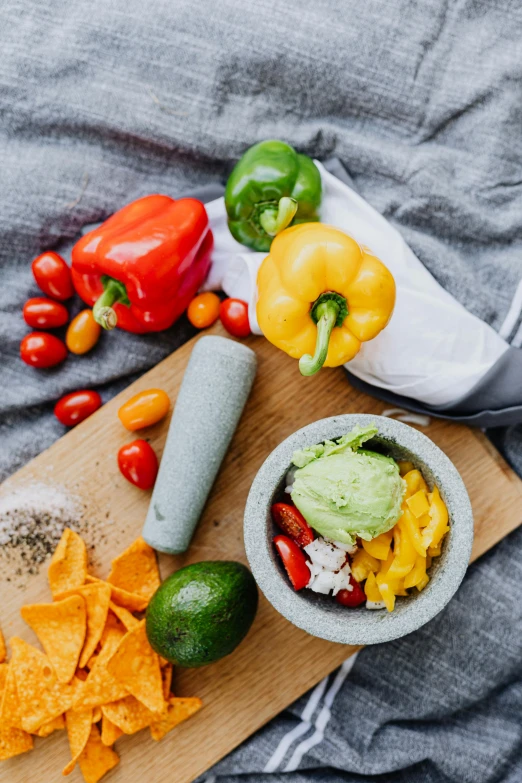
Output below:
[0,662,23,729]
[0,628,6,664]
[48,528,87,598]
[35,713,65,737]
[107,621,165,713]
[107,537,160,601]
[150,697,203,741]
[10,638,79,733]
[59,582,112,669]
[0,664,34,758]
[162,663,173,700]
[73,623,128,711]
[109,601,140,631]
[21,595,87,683]
[0,663,7,693]
[78,724,119,783]
[101,714,123,746]
[99,612,127,648]
[85,575,148,613]
[92,707,102,723]
[0,723,33,760]
[62,707,94,775]
[101,696,163,735]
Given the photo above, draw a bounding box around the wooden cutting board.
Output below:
[1,323,521,783]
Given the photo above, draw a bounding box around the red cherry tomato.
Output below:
[20,332,68,368]
[219,298,251,338]
[117,440,158,490]
[271,503,314,547]
[273,534,310,591]
[54,390,102,427]
[32,252,74,300]
[23,297,69,329]
[336,576,366,607]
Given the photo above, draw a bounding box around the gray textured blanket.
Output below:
[2,1,522,781]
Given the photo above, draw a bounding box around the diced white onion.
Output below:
[366,600,386,610]
[304,539,347,571]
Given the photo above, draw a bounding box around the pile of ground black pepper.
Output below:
[0,483,86,579]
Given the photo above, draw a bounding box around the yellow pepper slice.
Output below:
[403,470,428,498]
[256,223,396,375]
[376,577,396,612]
[406,490,430,518]
[404,555,427,589]
[401,508,426,557]
[387,520,416,580]
[362,529,393,561]
[421,486,449,550]
[416,573,430,592]
[351,549,380,582]
[364,572,382,603]
[397,460,415,476]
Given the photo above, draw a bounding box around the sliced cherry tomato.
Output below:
[271,503,314,547]
[20,332,68,368]
[187,292,221,329]
[66,309,101,355]
[22,297,69,329]
[117,440,158,490]
[219,298,251,338]
[336,576,366,607]
[32,252,74,300]
[273,534,310,591]
[118,389,170,431]
[54,390,102,426]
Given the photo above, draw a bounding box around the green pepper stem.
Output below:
[92,278,127,331]
[299,300,340,376]
[259,197,298,236]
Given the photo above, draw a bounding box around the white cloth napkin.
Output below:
[204,162,508,407]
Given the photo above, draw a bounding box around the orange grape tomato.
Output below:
[66,309,101,355]
[118,388,170,431]
[187,292,221,329]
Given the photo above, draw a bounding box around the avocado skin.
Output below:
[146,561,258,668]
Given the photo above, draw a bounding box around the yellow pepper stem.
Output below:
[259,197,298,236]
[299,300,340,376]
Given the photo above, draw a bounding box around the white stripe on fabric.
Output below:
[511,319,522,348]
[263,675,329,773]
[283,655,359,772]
[499,279,522,340]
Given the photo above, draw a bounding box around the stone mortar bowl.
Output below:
[244,414,473,645]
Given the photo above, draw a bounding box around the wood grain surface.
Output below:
[1,323,521,783]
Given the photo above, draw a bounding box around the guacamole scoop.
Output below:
[290,425,405,546]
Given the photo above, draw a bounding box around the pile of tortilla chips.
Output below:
[0,529,202,782]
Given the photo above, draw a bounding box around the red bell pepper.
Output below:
[71,195,213,333]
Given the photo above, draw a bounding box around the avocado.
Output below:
[145,561,258,668]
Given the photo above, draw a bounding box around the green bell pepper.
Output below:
[225,140,322,252]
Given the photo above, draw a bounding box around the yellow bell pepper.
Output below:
[387,520,416,580]
[401,508,426,557]
[406,490,430,518]
[364,571,382,603]
[403,469,428,498]
[351,549,380,582]
[362,529,393,561]
[421,486,449,550]
[256,223,396,375]
[397,460,415,476]
[404,555,427,589]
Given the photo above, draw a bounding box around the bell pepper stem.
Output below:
[92,277,128,331]
[299,300,340,376]
[259,197,298,236]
